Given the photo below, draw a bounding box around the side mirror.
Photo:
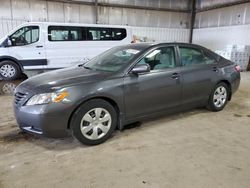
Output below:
[7,36,12,47]
[131,64,150,74]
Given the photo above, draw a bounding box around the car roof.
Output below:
[122,42,209,51]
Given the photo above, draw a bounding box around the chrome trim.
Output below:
[22,126,43,135]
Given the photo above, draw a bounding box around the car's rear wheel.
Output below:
[71,99,117,145]
[207,82,229,111]
[0,61,21,80]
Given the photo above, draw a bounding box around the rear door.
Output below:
[123,45,182,120]
[46,25,88,68]
[177,45,219,105]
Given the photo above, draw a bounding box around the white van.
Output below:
[0,22,132,80]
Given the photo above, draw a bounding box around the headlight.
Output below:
[26,91,69,106]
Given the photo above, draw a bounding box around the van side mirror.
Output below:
[7,36,12,47]
[131,64,150,74]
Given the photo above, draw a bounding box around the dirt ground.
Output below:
[0,72,250,188]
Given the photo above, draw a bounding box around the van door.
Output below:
[8,25,46,69]
[45,26,131,68]
[45,26,83,68]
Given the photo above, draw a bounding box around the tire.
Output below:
[207,82,229,112]
[71,99,118,145]
[0,60,21,80]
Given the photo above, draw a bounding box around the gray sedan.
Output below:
[14,43,241,145]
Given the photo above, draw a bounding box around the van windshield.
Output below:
[83,47,141,72]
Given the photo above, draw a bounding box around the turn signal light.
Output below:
[53,91,69,103]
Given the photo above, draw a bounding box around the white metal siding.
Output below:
[0,18,26,39]
[132,27,190,43]
[0,0,190,42]
[193,25,250,50]
[195,2,250,28]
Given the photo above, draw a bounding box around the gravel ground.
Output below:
[0,72,249,188]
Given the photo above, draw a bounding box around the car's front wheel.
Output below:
[71,99,117,145]
[207,82,229,111]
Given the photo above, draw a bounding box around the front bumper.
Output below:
[14,103,73,138]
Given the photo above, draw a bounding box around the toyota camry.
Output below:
[14,43,241,145]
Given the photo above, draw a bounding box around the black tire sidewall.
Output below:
[208,82,229,111]
[71,99,117,145]
[0,61,21,80]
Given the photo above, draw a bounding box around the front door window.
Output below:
[10,26,39,46]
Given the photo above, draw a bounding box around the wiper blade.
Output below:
[83,65,92,70]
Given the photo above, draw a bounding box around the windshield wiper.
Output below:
[83,65,92,70]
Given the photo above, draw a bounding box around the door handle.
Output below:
[212,67,219,72]
[36,45,43,48]
[171,73,179,79]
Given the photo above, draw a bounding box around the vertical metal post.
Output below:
[189,0,196,43]
[95,0,98,24]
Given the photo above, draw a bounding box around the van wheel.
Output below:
[0,61,21,80]
[207,82,229,112]
[71,99,117,145]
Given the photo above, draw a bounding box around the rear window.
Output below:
[48,26,127,41]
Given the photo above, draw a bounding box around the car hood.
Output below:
[18,66,113,92]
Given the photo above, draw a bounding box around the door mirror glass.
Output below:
[7,36,12,46]
[131,64,150,74]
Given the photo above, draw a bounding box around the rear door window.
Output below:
[179,47,216,66]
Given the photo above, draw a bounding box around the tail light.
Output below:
[235,65,241,72]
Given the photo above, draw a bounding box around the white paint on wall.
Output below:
[193,24,250,51]
[132,27,190,43]
[0,0,191,43]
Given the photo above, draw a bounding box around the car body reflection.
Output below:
[0,80,24,95]
[0,70,51,96]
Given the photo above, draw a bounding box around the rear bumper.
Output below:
[14,103,72,138]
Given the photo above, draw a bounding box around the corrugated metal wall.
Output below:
[0,0,190,41]
[193,2,250,51]
[195,2,250,28]
[132,27,190,42]
[98,7,189,28]
[193,25,250,50]
[98,0,190,10]
[0,0,96,23]
[196,0,244,10]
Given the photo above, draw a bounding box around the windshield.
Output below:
[84,46,141,72]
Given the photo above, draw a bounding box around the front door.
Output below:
[8,25,46,69]
[123,45,182,120]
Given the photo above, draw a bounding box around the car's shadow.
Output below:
[0,108,210,150]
